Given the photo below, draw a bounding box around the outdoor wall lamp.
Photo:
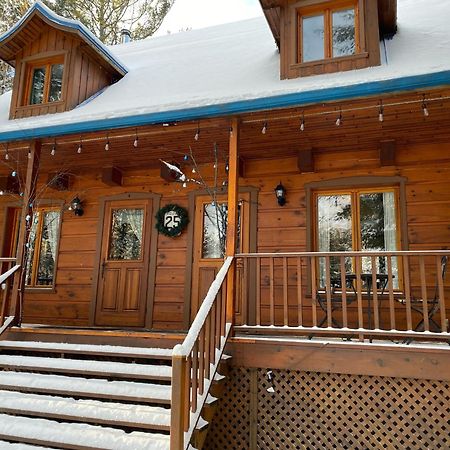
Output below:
[69,196,84,216]
[275,182,286,206]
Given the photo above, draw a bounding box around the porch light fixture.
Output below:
[69,196,84,216]
[275,182,286,206]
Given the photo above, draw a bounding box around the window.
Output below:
[298,1,359,63]
[25,208,61,287]
[314,188,400,287]
[24,56,64,105]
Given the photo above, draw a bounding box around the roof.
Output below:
[0,1,127,76]
[0,0,449,143]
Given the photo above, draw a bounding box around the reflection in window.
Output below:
[49,64,64,102]
[108,208,144,261]
[202,202,241,259]
[25,209,61,287]
[316,190,399,288]
[302,14,325,62]
[332,8,356,57]
[30,67,46,105]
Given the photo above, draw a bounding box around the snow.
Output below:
[0,354,172,379]
[0,340,173,358]
[0,414,170,450]
[0,443,55,450]
[0,370,171,402]
[0,0,449,137]
[0,390,171,428]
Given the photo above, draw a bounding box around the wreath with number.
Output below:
[155,204,189,237]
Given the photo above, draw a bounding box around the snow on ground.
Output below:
[0,0,449,137]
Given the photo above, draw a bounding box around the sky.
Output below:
[155,0,263,36]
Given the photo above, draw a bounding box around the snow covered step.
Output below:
[0,414,170,450]
[0,355,172,381]
[0,340,173,360]
[0,390,171,431]
[0,371,171,404]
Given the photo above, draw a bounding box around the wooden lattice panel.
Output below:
[204,368,450,450]
[204,367,251,450]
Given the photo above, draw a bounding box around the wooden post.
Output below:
[226,118,239,324]
[170,352,188,450]
[11,140,41,325]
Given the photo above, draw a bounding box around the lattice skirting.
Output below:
[204,368,450,450]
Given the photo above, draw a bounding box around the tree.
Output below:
[51,0,175,44]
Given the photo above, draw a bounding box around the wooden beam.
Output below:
[228,338,450,381]
[226,118,240,324]
[379,139,396,166]
[101,166,123,186]
[297,148,314,173]
[11,140,41,325]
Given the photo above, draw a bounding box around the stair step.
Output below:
[0,414,170,450]
[0,371,171,404]
[0,355,172,381]
[0,442,61,449]
[0,340,173,360]
[0,390,171,431]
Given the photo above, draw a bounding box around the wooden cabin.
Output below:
[0,0,449,448]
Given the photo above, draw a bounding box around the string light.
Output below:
[51,140,56,156]
[213,163,217,169]
[300,114,305,132]
[261,121,268,134]
[133,129,139,148]
[5,144,9,161]
[11,171,16,177]
[422,96,429,117]
[379,101,384,122]
[77,137,83,154]
[105,133,110,151]
[27,146,31,159]
[335,110,342,127]
[183,154,189,161]
[182,182,187,188]
[229,126,233,138]
[194,123,200,141]
[192,167,196,173]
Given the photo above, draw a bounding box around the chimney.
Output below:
[120,29,131,44]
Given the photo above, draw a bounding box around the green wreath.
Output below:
[155,204,189,237]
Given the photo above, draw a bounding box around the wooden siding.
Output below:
[9,25,114,119]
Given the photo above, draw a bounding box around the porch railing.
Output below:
[170,256,233,450]
[0,258,21,336]
[235,251,450,341]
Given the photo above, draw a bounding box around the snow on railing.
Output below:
[170,256,233,450]
[0,259,20,336]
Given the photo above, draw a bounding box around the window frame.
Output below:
[22,55,65,107]
[297,0,361,64]
[25,206,62,290]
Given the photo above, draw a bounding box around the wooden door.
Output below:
[94,198,153,327]
[191,193,250,322]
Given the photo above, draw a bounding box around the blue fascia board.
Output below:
[0,1,128,76]
[1,69,450,143]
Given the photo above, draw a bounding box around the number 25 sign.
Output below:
[156,204,189,237]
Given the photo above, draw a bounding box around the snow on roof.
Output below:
[0,0,449,142]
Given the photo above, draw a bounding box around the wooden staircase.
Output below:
[0,334,226,450]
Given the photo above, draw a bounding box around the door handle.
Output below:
[101,260,107,278]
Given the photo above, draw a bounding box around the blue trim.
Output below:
[1,69,450,142]
[0,1,127,76]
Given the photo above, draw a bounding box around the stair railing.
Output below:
[170,256,234,450]
[0,258,21,337]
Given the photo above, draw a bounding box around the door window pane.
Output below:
[332,8,356,57]
[49,64,63,102]
[302,14,325,62]
[317,195,353,285]
[30,67,46,105]
[202,203,241,259]
[108,209,144,261]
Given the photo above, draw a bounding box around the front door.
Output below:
[191,193,250,322]
[94,198,153,327]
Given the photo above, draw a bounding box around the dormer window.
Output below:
[298,1,359,63]
[24,56,64,106]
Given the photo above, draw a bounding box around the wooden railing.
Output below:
[0,258,21,336]
[170,256,234,450]
[236,251,450,341]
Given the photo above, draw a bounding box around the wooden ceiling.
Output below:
[1,89,450,177]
